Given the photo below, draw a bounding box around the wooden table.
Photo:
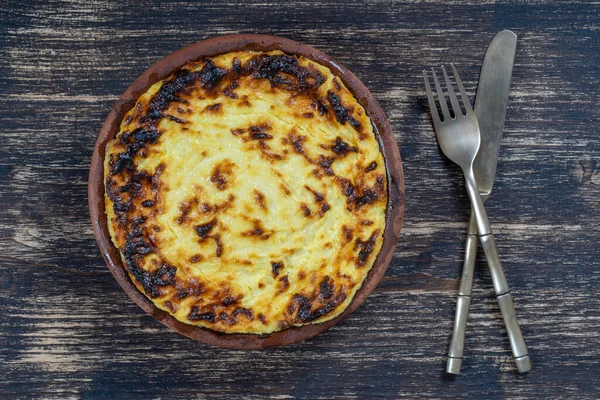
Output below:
[1,1,599,398]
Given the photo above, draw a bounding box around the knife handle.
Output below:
[479,233,532,373]
[464,171,532,373]
[447,211,478,374]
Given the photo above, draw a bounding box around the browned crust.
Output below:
[88,34,404,350]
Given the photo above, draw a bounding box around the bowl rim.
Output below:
[88,33,404,349]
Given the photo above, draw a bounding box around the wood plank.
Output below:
[1,0,599,398]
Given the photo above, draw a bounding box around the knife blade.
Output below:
[474,30,517,197]
[446,30,529,374]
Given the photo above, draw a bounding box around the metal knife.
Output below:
[446,30,531,374]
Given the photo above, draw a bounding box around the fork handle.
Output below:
[464,169,532,373]
[447,211,478,374]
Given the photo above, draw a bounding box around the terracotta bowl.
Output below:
[88,34,404,349]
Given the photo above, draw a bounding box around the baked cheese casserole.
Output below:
[104,50,388,334]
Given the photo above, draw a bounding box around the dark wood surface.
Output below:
[1,0,599,398]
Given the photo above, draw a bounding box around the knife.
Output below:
[446,30,531,374]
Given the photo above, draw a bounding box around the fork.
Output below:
[423,65,531,373]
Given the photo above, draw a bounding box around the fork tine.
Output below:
[442,65,462,117]
[431,68,450,121]
[451,63,473,114]
[423,70,441,129]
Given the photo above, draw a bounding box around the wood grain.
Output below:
[1,0,599,398]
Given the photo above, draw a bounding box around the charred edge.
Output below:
[221,295,239,306]
[111,127,160,175]
[113,173,178,298]
[326,91,361,131]
[124,241,177,298]
[244,54,325,92]
[253,189,268,211]
[333,77,342,91]
[145,54,324,123]
[271,261,284,278]
[289,291,343,323]
[107,168,162,227]
[366,161,378,172]
[303,112,314,118]
[278,320,290,330]
[330,137,358,156]
[175,282,204,301]
[106,177,129,213]
[141,200,155,207]
[146,68,194,119]
[218,312,232,325]
[147,58,226,119]
[375,174,385,193]
[148,263,176,288]
[319,276,334,300]
[258,314,267,324]
[146,62,220,120]
[203,103,222,113]
[355,189,378,210]
[312,97,329,115]
[232,57,242,74]
[152,164,165,193]
[355,175,385,210]
[188,306,216,323]
[164,300,177,313]
[223,82,239,99]
[354,230,380,268]
[195,218,217,239]
[177,288,188,300]
[167,115,187,124]
[124,215,146,241]
[197,58,227,89]
[232,307,254,320]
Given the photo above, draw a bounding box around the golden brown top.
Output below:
[104,50,387,334]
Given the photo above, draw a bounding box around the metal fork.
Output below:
[423,65,531,373]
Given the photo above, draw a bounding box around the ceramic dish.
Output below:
[88,34,404,349]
